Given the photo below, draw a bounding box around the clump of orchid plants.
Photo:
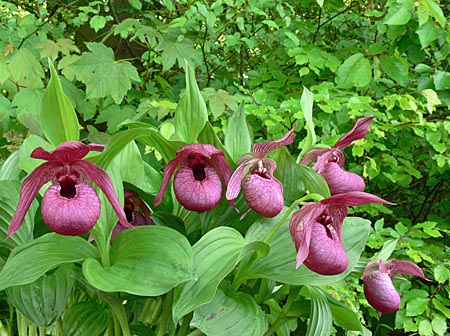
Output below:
[154,143,232,212]
[363,259,430,314]
[289,191,393,275]
[226,129,294,217]
[301,117,374,195]
[8,141,132,237]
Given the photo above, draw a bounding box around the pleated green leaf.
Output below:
[191,289,265,336]
[327,295,362,331]
[300,86,316,156]
[0,233,97,290]
[242,216,371,286]
[174,60,208,143]
[224,104,252,163]
[6,264,76,328]
[63,302,110,336]
[172,227,246,321]
[0,180,36,248]
[305,286,332,336]
[83,226,194,296]
[41,60,79,146]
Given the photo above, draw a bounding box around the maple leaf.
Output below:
[70,43,140,104]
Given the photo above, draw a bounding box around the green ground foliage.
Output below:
[0,0,449,335]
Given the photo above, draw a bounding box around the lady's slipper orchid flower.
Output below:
[226,129,294,217]
[154,144,232,212]
[111,190,153,241]
[8,141,132,237]
[289,191,393,275]
[363,259,430,314]
[301,117,374,195]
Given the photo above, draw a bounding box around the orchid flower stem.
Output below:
[263,201,300,244]
[264,285,301,336]
[157,290,173,336]
[186,329,203,336]
[102,294,130,336]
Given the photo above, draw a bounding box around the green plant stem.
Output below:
[264,285,301,336]
[102,294,131,336]
[157,291,173,336]
[176,312,194,336]
[186,329,203,336]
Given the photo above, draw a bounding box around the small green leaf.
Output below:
[83,226,194,296]
[336,53,372,88]
[172,227,246,321]
[384,0,414,25]
[433,265,450,283]
[174,61,208,143]
[156,39,201,71]
[90,15,107,32]
[0,234,98,290]
[41,60,80,146]
[375,238,399,261]
[191,289,265,336]
[12,88,44,136]
[225,104,252,162]
[406,297,429,316]
[128,0,142,10]
[63,302,110,336]
[7,264,76,328]
[419,0,446,27]
[380,54,410,85]
[9,48,44,88]
[327,295,362,331]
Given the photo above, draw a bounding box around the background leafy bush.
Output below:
[0,0,449,334]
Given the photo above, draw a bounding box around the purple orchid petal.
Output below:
[7,162,61,238]
[299,147,329,165]
[319,162,365,195]
[75,160,132,229]
[31,141,90,163]
[364,271,401,314]
[304,222,348,275]
[173,165,223,212]
[321,191,394,207]
[314,149,346,172]
[289,203,327,268]
[210,152,232,188]
[389,259,431,281]
[41,182,101,236]
[252,128,294,158]
[334,117,375,150]
[154,155,184,207]
[226,160,257,202]
[243,172,284,217]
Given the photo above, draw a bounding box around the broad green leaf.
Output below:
[433,71,450,90]
[6,264,76,328]
[406,297,429,316]
[433,265,450,283]
[156,39,202,71]
[198,121,234,167]
[0,180,36,248]
[12,88,44,135]
[0,233,98,290]
[172,227,246,321]
[95,105,136,133]
[297,164,330,198]
[70,42,140,104]
[380,54,410,85]
[83,226,194,296]
[191,289,265,336]
[327,295,362,331]
[63,302,110,336]
[304,287,332,336]
[41,61,80,146]
[8,48,44,88]
[242,216,371,286]
[18,134,53,174]
[202,87,238,119]
[0,54,9,84]
[384,0,414,25]
[174,61,208,143]
[416,21,441,49]
[225,104,252,162]
[336,53,372,88]
[300,86,316,156]
[0,95,13,120]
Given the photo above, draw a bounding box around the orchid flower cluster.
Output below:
[8,117,427,315]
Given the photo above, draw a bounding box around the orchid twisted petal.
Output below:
[363,259,430,314]
[154,143,232,212]
[300,117,374,195]
[226,129,294,217]
[289,191,393,275]
[8,141,131,237]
